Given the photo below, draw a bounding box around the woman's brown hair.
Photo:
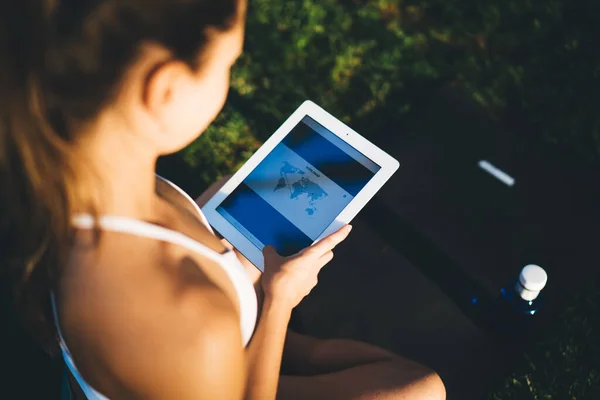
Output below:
[0,0,239,352]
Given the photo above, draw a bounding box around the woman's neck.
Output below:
[73,117,163,221]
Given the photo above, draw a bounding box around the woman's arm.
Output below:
[194,176,290,399]
[244,296,292,400]
[245,228,352,399]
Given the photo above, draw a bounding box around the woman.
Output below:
[0,0,445,398]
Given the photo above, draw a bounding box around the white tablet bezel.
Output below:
[202,100,399,271]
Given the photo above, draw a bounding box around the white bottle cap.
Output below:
[519,264,548,292]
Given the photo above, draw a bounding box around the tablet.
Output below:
[202,101,399,271]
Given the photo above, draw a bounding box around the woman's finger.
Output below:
[319,250,334,265]
[308,225,352,256]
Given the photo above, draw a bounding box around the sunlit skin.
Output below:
[55,0,446,398]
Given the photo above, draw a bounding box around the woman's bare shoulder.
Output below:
[59,230,245,398]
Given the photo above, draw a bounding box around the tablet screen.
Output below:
[216,116,381,256]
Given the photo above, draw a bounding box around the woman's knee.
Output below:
[392,363,446,400]
[418,369,446,400]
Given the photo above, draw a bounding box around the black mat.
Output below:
[295,213,512,399]
[296,86,600,399]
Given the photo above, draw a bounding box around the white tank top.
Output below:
[51,178,258,400]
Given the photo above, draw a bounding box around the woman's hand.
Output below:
[261,225,352,310]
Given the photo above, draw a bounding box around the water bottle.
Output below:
[500,264,548,316]
[492,264,548,342]
[467,264,548,342]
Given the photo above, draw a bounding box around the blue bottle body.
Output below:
[500,280,542,316]
[467,279,542,342]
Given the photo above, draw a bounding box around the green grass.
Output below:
[175,1,600,397]
[489,277,600,399]
[184,0,600,192]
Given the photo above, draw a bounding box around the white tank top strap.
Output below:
[71,214,227,265]
[154,174,214,233]
[51,293,109,400]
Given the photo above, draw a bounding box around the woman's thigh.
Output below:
[279,332,445,399]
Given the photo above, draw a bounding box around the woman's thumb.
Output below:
[262,245,278,257]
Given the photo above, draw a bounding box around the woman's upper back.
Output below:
[54,178,257,399]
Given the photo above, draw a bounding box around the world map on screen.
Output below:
[273,162,329,216]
